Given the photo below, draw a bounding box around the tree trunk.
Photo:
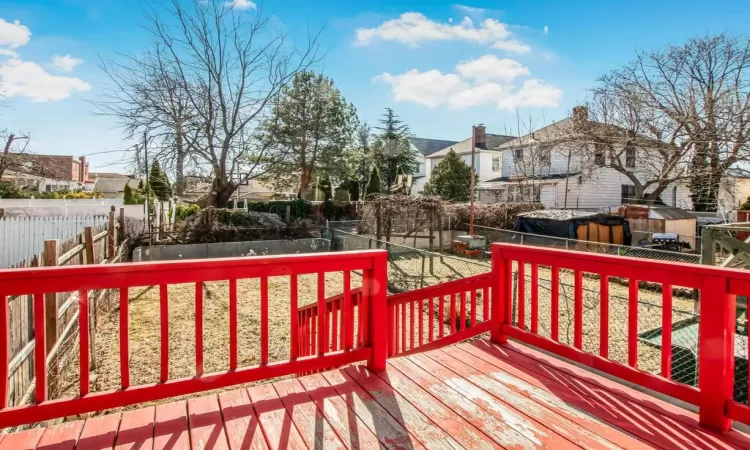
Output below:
[197,180,237,208]
[299,166,312,199]
[0,133,16,181]
[174,126,185,196]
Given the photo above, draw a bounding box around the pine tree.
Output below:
[365,167,381,198]
[148,161,173,201]
[123,184,134,203]
[423,149,476,202]
[373,108,418,193]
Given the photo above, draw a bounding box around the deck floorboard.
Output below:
[2,339,749,450]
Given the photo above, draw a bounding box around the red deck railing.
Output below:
[492,243,750,433]
[0,250,387,429]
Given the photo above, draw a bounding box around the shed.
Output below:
[617,205,697,248]
[514,210,632,245]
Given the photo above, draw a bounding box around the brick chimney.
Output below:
[474,124,487,149]
[79,156,88,183]
[572,106,589,131]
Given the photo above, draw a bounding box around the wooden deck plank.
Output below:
[115,406,155,450]
[297,373,386,450]
[465,341,749,450]
[422,348,644,450]
[342,366,464,450]
[35,420,84,450]
[218,389,269,450]
[247,383,308,450]
[153,400,190,450]
[0,427,44,450]
[491,340,750,450]
[385,357,547,450]
[74,413,121,450]
[319,369,426,450]
[187,394,230,450]
[272,378,347,450]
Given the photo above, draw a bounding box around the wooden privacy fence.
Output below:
[3,207,125,413]
[0,250,387,428]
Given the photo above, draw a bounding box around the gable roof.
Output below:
[409,137,459,156]
[427,133,515,159]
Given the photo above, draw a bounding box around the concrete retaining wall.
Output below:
[336,230,459,252]
[133,238,331,262]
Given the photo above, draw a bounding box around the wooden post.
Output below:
[83,226,97,370]
[43,240,59,354]
[119,208,126,244]
[108,207,116,260]
[77,232,85,266]
[285,205,291,224]
[698,276,735,432]
[367,251,388,372]
[84,226,95,265]
[490,244,507,344]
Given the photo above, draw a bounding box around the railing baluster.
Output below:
[120,287,130,388]
[311,307,317,355]
[401,301,406,350]
[482,287,489,322]
[343,271,351,350]
[361,268,370,347]
[600,275,609,359]
[504,260,513,328]
[531,263,538,334]
[195,282,203,376]
[332,298,339,352]
[518,262,526,330]
[628,278,638,368]
[439,295,445,338]
[290,275,298,360]
[0,294,7,408]
[574,270,583,350]
[388,303,394,357]
[450,293,457,334]
[551,266,559,342]
[261,276,269,364]
[471,289,477,327]
[428,297,434,342]
[419,298,424,347]
[460,291,466,331]
[410,300,415,349]
[160,284,169,382]
[661,285,672,379]
[79,290,89,396]
[229,279,238,369]
[34,293,46,403]
[317,273,325,356]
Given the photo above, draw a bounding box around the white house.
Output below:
[477,107,731,211]
[421,126,514,195]
[408,137,459,194]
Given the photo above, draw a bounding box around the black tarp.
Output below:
[515,213,632,245]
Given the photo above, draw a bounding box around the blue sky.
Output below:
[1,0,750,173]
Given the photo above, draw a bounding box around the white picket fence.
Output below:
[0,216,108,268]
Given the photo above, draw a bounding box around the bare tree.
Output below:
[579,34,750,211]
[99,0,320,206]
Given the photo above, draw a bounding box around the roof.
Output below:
[93,175,139,193]
[409,137,459,156]
[484,172,580,183]
[623,204,695,220]
[427,133,515,159]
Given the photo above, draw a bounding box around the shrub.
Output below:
[174,204,201,221]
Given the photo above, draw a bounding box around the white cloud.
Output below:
[0,48,18,58]
[375,55,562,111]
[374,70,468,108]
[0,58,91,102]
[453,5,487,15]
[456,55,529,83]
[543,25,549,35]
[224,0,256,10]
[0,18,31,49]
[355,12,529,53]
[52,54,83,72]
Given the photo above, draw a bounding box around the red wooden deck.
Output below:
[3,339,749,450]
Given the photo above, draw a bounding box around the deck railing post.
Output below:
[490,244,507,344]
[698,275,735,433]
[368,251,388,371]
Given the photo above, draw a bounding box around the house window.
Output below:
[625,146,636,168]
[539,148,551,165]
[514,148,523,159]
[492,155,500,172]
[594,144,605,166]
[621,184,636,204]
[507,185,540,203]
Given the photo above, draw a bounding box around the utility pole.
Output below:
[469,125,476,236]
[143,131,152,245]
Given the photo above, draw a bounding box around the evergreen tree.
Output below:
[423,149,476,202]
[373,108,419,194]
[148,161,173,201]
[123,184,134,203]
[365,167,381,198]
[318,175,333,201]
